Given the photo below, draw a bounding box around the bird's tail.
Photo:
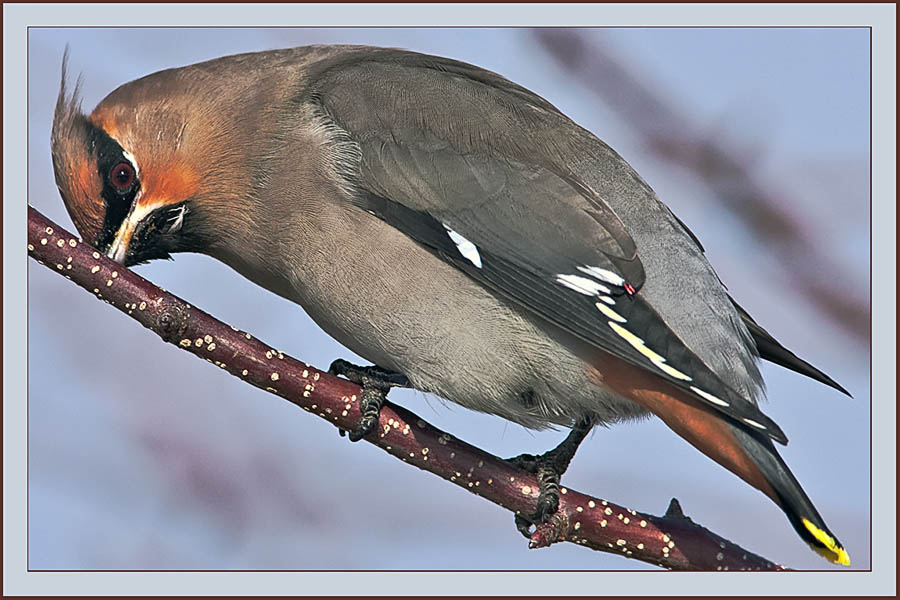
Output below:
[730,425,850,566]
[584,353,849,565]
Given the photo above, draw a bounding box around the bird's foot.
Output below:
[327,359,410,442]
[506,419,592,539]
[507,452,567,538]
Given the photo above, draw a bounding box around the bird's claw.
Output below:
[506,419,592,540]
[508,454,564,538]
[327,359,409,442]
[347,386,385,441]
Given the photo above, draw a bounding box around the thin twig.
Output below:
[27,205,787,571]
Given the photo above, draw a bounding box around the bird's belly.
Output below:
[261,210,650,430]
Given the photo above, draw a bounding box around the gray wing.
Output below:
[666,197,850,396]
[304,48,788,443]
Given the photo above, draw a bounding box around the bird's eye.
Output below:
[109,162,135,191]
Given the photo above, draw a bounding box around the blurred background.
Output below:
[27,28,870,570]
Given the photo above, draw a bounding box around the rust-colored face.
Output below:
[50,49,280,268]
[50,63,201,266]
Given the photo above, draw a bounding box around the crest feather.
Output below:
[51,48,104,242]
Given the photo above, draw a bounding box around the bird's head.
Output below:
[50,54,250,267]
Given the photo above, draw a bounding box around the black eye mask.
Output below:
[86,121,141,253]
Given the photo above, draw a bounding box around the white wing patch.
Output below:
[555,274,611,296]
[742,418,767,430]
[689,386,729,407]
[557,265,626,297]
[578,265,625,287]
[443,224,482,268]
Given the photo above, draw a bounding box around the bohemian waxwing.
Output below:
[50,44,851,565]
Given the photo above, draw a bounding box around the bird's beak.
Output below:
[105,191,142,263]
[105,191,165,264]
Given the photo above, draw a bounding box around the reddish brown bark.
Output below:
[27,205,787,571]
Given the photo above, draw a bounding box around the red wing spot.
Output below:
[624,283,636,296]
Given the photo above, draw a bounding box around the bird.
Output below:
[50,44,851,565]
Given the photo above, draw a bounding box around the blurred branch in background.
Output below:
[533,29,869,343]
[28,205,787,571]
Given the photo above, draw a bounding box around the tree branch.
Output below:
[27,205,787,571]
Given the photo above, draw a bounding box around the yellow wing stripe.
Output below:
[595,301,627,323]
[608,321,692,382]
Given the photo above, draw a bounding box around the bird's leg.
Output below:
[507,419,592,538]
[327,359,410,442]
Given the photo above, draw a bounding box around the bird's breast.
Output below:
[212,198,649,429]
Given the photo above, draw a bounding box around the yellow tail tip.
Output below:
[802,518,851,566]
